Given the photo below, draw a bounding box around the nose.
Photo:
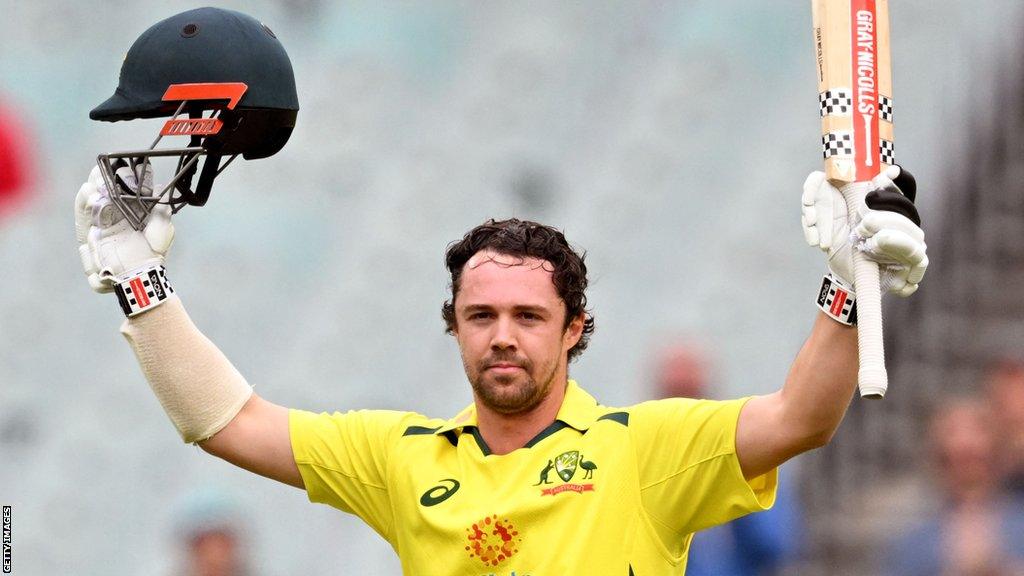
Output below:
[490,315,518,352]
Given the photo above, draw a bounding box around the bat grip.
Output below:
[840,181,888,399]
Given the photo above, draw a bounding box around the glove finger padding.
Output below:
[801,206,820,247]
[869,165,918,218]
[110,164,174,253]
[856,209,925,244]
[88,164,105,190]
[863,228,928,266]
[93,191,126,228]
[144,201,174,255]
[130,162,176,255]
[856,211,928,297]
[74,180,96,245]
[881,270,918,298]
[76,175,111,292]
[865,186,920,226]
[802,171,835,250]
[889,164,917,202]
[76,163,171,295]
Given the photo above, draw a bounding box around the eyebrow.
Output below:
[461,303,552,315]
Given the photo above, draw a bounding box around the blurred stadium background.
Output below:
[1,1,1021,574]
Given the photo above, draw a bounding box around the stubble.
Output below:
[465,353,559,415]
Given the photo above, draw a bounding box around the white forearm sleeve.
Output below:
[119,295,253,443]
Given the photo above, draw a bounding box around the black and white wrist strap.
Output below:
[816,274,857,325]
[114,265,174,317]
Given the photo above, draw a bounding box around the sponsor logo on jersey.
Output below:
[465,514,521,568]
[420,478,460,507]
[533,450,597,496]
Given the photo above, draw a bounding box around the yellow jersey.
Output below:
[290,380,777,575]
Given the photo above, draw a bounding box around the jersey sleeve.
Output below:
[631,397,778,539]
[289,408,414,541]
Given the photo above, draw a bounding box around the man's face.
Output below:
[930,401,996,496]
[987,366,1024,431]
[656,346,709,400]
[453,250,583,415]
[189,530,239,576]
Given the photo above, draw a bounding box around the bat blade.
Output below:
[814,0,893,181]
[812,0,893,398]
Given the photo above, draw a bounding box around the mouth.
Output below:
[486,363,524,373]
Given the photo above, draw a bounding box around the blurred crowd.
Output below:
[652,346,1024,576]
[171,488,251,576]
[885,361,1024,576]
[0,95,34,219]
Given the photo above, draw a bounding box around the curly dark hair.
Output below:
[441,218,595,363]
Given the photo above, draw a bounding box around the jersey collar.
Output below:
[435,379,603,437]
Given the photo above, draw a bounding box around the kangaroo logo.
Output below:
[533,460,555,485]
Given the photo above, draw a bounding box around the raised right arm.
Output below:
[199,394,301,488]
[121,296,303,489]
[200,394,301,488]
[77,166,303,489]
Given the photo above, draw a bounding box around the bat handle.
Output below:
[840,181,888,399]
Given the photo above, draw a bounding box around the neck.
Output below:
[475,379,569,455]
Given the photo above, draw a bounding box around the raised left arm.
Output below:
[736,166,928,480]
[736,312,857,479]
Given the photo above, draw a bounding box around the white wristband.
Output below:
[114,265,174,317]
[817,273,857,325]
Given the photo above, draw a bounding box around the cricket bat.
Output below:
[812,0,893,398]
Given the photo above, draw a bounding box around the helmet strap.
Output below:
[193,150,221,207]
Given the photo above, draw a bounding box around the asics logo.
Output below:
[420,478,460,507]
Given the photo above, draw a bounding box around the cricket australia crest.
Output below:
[534,450,597,496]
[554,450,579,482]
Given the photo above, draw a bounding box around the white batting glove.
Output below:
[75,165,175,311]
[801,165,928,297]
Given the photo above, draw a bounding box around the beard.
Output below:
[466,352,558,415]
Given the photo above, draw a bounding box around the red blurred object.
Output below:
[0,97,36,217]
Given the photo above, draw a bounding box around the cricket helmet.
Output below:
[91,7,299,229]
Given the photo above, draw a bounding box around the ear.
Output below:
[563,312,585,350]
[445,301,460,337]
